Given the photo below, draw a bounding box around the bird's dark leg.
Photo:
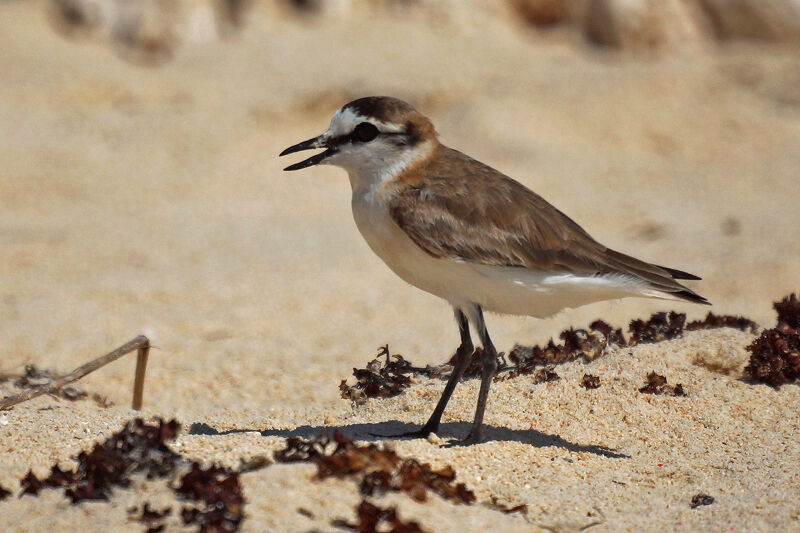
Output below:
[415,308,473,435]
[381,308,473,439]
[459,304,498,445]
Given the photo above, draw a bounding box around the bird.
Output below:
[280,96,708,445]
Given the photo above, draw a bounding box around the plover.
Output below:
[280,96,708,445]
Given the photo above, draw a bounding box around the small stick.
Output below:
[0,335,150,411]
[132,341,150,410]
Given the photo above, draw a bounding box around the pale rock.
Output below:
[582,0,712,49]
[510,0,575,27]
[697,0,800,41]
[47,0,252,64]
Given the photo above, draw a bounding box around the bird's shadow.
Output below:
[188,420,629,459]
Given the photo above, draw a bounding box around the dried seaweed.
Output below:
[19,418,181,502]
[588,320,628,346]
[128,502,172,532]
[686,313,758,334]
[19,471,43,496]
[391,460,474,504]
[12,365,86,402]
[502,312,756,382]
[509,322,621,369]
[690,493,714,508]
[488,496,528,515]
[774,293,800,329]
[499,321,624,381]
[0,364,113,407]
[340,346,420,404]
[532,367,560,384]
[581,374,601,390]
[341,310,759,394]
[629,312,686,344]
[341,345,470,400]
[745,325,800,386]
[639,372,686,396]
[631,311,759,345]
[333,499,426,533]
[14,417,271,532]
[176,463,245,532]
[274,432,475,505]
[744,294,800,386]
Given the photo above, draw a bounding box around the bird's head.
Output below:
[280,96,438,183]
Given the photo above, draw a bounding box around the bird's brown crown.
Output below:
[342,96,437,147]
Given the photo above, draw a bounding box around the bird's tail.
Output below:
[605,249,710,306]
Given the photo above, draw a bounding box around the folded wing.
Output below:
[388,147,708,305]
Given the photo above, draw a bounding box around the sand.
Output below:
[1,1,799,531]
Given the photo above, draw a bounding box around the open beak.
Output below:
[279,134,334,171]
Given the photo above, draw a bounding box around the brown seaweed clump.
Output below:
[628,312,687,344]
[17,418,254,532]
[639,372,686,396]
[488,496,528,515]
[20,418,181,502]
[532,367,560,384]
[629,311,758,345]
[0,365,111,407]
[504,312,755,378]
[127,503,172,533]
[774,293,800,329]
[745,294,800,386]
[340,346,419,404]
[581,374,601,389]
[13,365,87,401]
[274,432,475,505]
[690,493,715,509]
[686,313,758,333]
[503,320,625,379]
[333,499,426,533]
[341,310,759,396]
[176,464,245,532]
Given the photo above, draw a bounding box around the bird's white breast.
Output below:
[351,190,444,294]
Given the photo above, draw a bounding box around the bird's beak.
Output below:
[279,134,335,171]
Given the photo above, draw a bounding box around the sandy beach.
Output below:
[1,1,799,531]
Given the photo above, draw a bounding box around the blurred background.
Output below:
[1,0,799,411]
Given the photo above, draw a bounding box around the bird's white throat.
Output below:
[337,140,435,195]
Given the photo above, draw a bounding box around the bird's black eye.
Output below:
[352,122,379,143]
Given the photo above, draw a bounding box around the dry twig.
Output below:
[0,335,150,411]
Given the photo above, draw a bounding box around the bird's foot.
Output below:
[371,423,437,440]
[448,431,483,447]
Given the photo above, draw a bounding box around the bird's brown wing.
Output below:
[387,147,707,304]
